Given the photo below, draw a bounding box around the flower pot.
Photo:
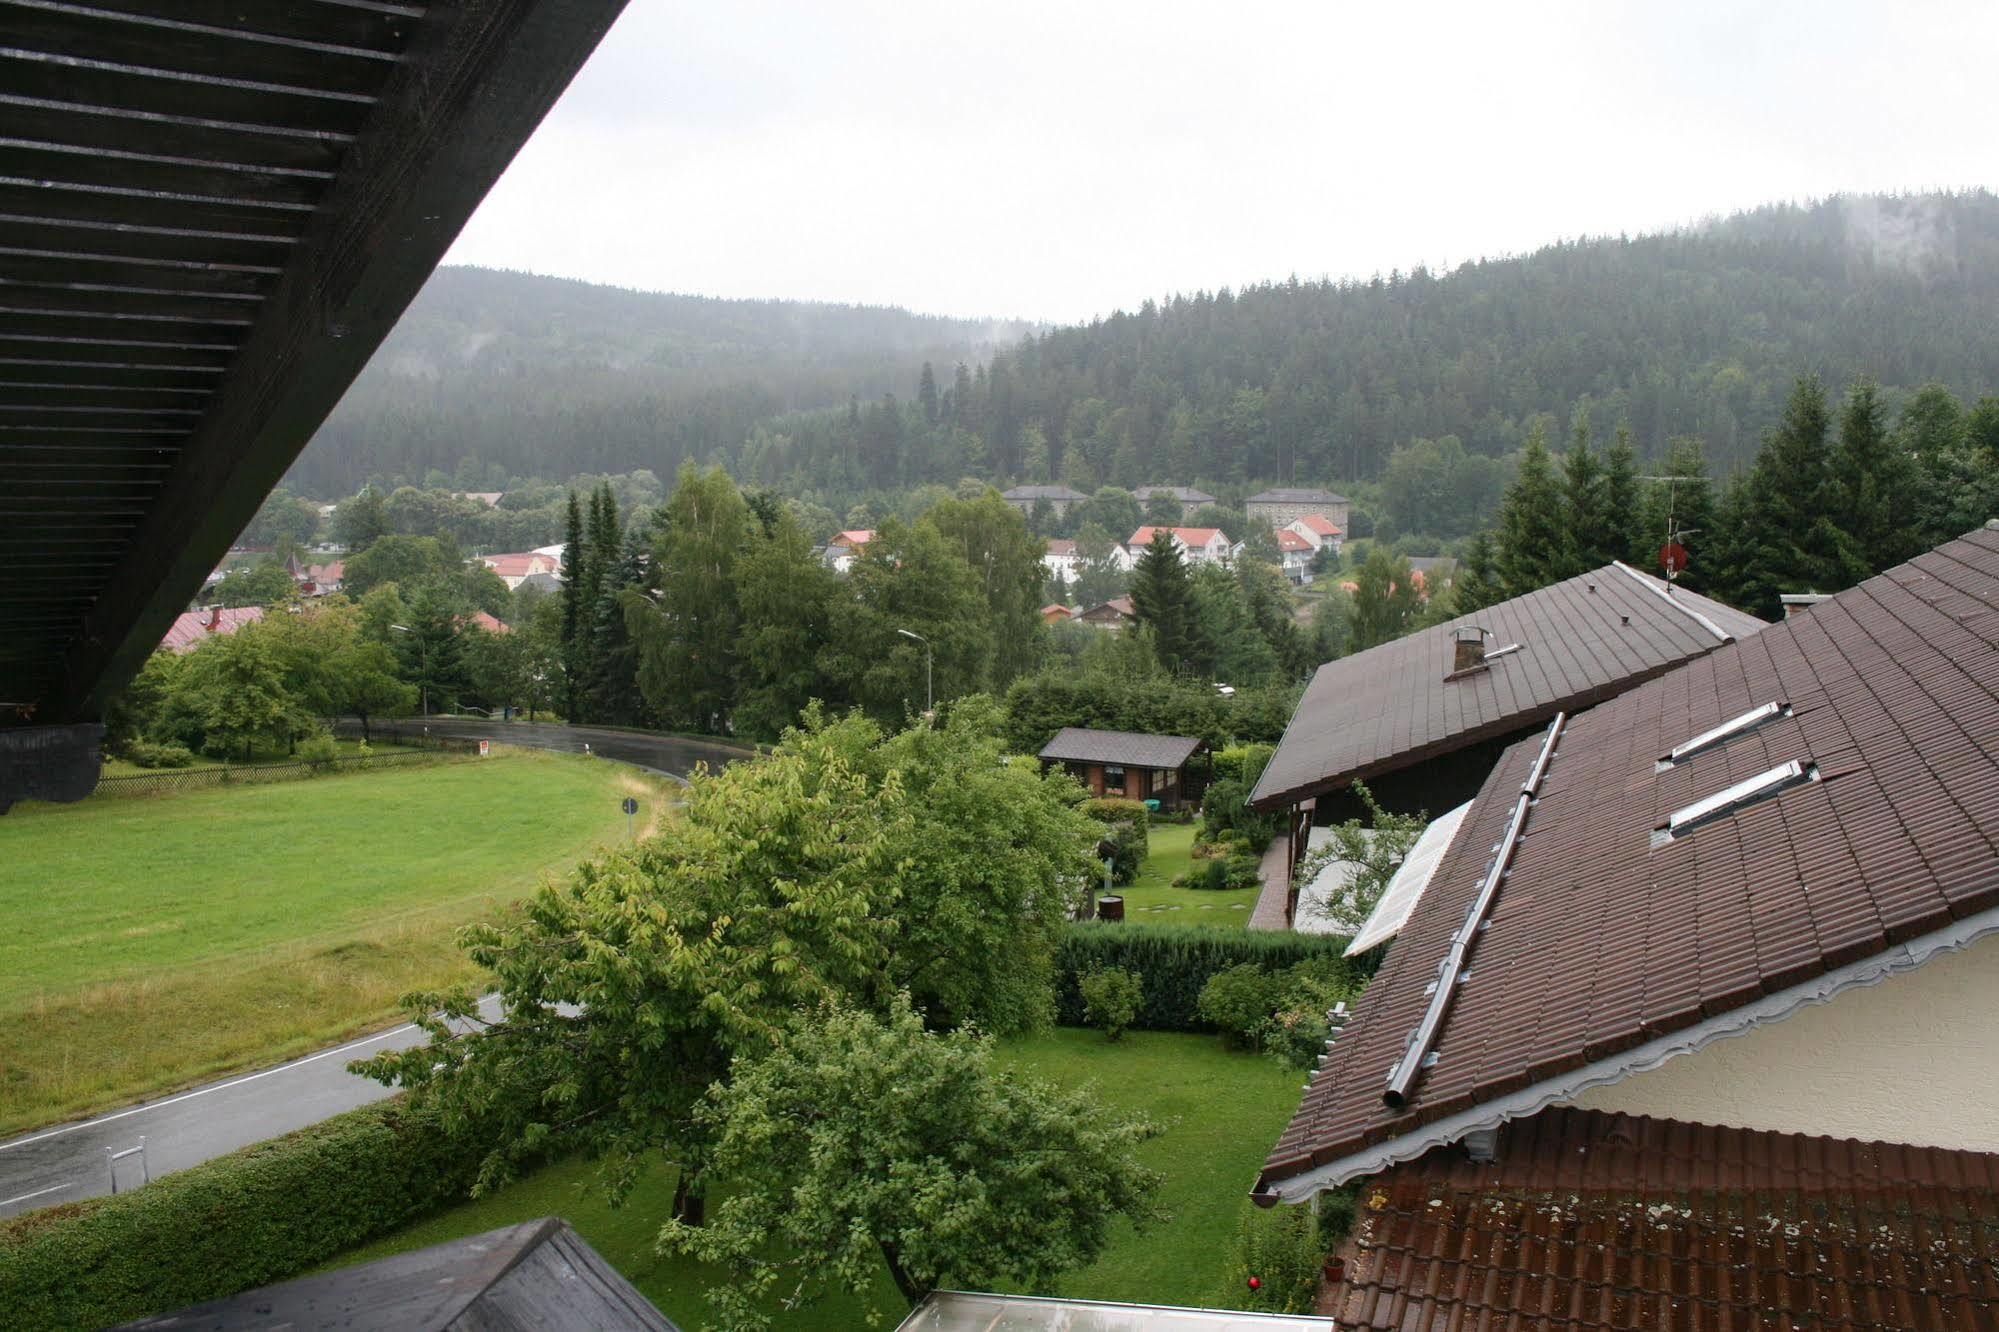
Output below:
[1322,1255,1346,1283]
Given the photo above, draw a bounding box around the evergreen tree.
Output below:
[1723,376,1867,616]
[1601,424,1642,565]
[1558,411,1608,575]
[582,530,651,726]
[1494,425,1565,595]
[1127,531,1202,674]
[917,361,940,425]
[1453,531,1504,613]
[558,490,589,718]
[1638,439,1719,592]
[1830,378,1919,574]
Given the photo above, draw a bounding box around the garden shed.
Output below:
[1038,727,1204,809]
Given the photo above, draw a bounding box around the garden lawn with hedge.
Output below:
[1113,822,1261,924]
[312,1031,1303,1330]
[0,752,664,1135]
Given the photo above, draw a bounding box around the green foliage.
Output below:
[657,999,1162,1327]
[631,464,746,733]
[1082,796,1150,886]
[1196,959,1358,1067]
[213,558,298,609]
[1349,546,1423,650]
[1055,924,1369,1032]
[1218,1203,1328,1314]
[1001,669,1297,756]
[1078,966,1144,1041]
[1129,531,1203,673]
[296,731,339,769]
[1297,782,1428,934]
[124,740,194,769]
[1194,963,1286,1049]
[0,1099,490,1332]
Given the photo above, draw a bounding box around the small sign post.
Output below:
[478,739,490,758]
[622,795,639,840]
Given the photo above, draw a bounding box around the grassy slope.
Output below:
[0,752,661,1134]
[1114,822,1259,925]
[326,1030,1296,1328]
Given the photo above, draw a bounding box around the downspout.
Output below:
[1383,711,1566,1111]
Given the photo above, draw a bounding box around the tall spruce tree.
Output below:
[1830,378,1919,575]
[1602,425,1642,565]
[1453,531,1504,613]
[1638,439,1719,592]
[1495,425,1565,596]
[1558,411,1608,576]
[1722,375,1867,616]
[1128,530,1202,674]
[558,490,588,717]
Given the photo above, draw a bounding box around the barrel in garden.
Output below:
[1097,895,1124,922]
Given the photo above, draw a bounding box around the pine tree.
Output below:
[1639,439,1719,592]
[1128,531,1202,674]
[1495,425,1565,596]
[1559,411,1607,576]
[558,490,587,717]
[917,362,940,425]
[1830,378,1919,574]
[1453,531,1503,613]
[1725,375,1867,616]
[1601,425,1642,565]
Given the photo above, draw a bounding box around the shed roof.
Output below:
[0,0,625,734]
[1039,727,1201,769]
[121,1217,676,1330]
[1249,563,1767,810]
[1256,526,1999,1197]
[1330,1108,1999,1332]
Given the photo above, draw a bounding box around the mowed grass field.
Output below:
[1115,822,1260,925]
[0,752,665,1135]
[325,1029,1299,1329]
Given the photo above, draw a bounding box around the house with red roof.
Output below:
[479,551,562,590]
[825,529,874,574]
[1126,525,1231,566]
[1255,525,1999,1329]
[160,604,264,652]
[1273,528,1316,583]
[1282,513,1343,554]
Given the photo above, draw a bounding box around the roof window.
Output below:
[1652,759,1819,846]
[1657,701,1791,769]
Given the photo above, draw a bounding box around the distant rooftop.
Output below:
[1001,484,1090,501]
[1248,487,1350,504]
[1039,727,1202,769]
[1133,485,1218,505]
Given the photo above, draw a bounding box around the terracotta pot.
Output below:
[1322,1255,1346,1283]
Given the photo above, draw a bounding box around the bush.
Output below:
[1217,1202,1326,1314]
[1196,958,1358,1066]
[1196,964,1286,1047]
[0,1099,495,1331]
[1200,770,1280,853]
[1082,796,1149,885]
[1055,923,1371,1033]
[1078,965,1143,1041]
[125,740,194,769]
[297,731,339,769]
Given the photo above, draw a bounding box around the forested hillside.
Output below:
[291,268,1034,494]
[297,192,1999,509]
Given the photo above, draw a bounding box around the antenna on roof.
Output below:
[1636,474,1700,588]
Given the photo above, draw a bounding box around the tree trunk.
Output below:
[878,1243,927,1309]
[358,711,372,744]
[670,1174,706,1227]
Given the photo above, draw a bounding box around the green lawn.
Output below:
[1114,822,1260,925]
[323,1029,1299,1329]
[0,752,665,1133]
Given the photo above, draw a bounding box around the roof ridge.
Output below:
[1610,561,1734,642]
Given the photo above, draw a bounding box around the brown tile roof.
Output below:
[1257,528,1999,1197]
[1331,1108,1999,1332]
[1039,727,1201,770]
[1249,564,1768,811]
[160,605,264,652]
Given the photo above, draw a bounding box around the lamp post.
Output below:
[896,627,932,717]
[390,624,428,717]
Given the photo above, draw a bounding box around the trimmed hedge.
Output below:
[1054,922,1376,1032]
[0,1098,486,1330]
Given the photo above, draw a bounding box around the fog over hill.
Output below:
[297,191,1999,497]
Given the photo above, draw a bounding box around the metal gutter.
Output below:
[1260,899,1999,1202]
[1612,560,1734,642]
[1382,711,1566,1110]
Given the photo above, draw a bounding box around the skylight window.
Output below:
[1658,701,1790,769]
[1653,759,1819,845]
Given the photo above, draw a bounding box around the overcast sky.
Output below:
[444,0,1998,325]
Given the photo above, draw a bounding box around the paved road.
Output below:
[353,718,750,782]
[0,995,503,1218]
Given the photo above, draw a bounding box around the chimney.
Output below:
[1450,627,1487,675]
[205,604,223,632]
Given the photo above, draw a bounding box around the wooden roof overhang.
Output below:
[0,0,626,804]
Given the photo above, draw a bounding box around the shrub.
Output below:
[1078,965,1144,1041]
[1082,796,1150,885]
[1196,964,1286,1047]
[1055,923,1370,1033]
[1200,770,1280,853]
[1218,1202,1326,1314]
[297,731,339,769]
[126,740,194,769]
[1294,781,1427,933]
[0,1099,495,1331]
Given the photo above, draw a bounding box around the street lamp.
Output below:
[390,624,429,717]
[896,627,932,717]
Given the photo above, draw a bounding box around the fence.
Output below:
[93,732,483,799]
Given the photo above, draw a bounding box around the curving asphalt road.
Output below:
[0,723,751,1219]
[351,718,751,783]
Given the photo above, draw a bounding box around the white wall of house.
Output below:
[1565,932,1999,1152]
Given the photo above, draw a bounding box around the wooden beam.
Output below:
[46,0,629,723]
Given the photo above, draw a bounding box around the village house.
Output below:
[479,551,562,590]
[1251,563,1767,870]
[1246,486,1350,531]
[1037,727,1205,809]
[1038,603,1074,625]
[1260,525,1999,1330]
[160,604,265,653]
[1273,528,1316,583]
[1076,596,1136,630]
[1281,513,1343,555]
[824,528,874,573]
[1041,537,1079,585]
[1000,484,1089,520]
[1127,524,1232,566]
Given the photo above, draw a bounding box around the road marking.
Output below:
[0,1020,429,1154]
[1,1182,73,1208]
